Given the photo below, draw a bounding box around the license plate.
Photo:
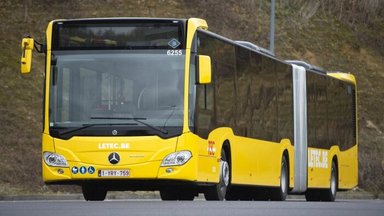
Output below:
[98,170,130,177]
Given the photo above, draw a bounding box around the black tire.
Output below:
[305,161,338,202]
[160,189,178,201]
[82,185,107,201]
[160,188,196,201]
[204,149,230,201]
[224,187,239,201]
[270,156,288,201]
[321,161,338,201]
[178,192,196,201]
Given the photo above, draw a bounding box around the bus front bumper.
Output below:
[42,157,198,186]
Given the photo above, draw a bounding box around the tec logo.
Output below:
[207,141,216,156]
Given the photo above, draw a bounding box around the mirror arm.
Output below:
[25,35,46,53]
[34,40,46,53]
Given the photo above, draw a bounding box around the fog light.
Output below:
[57,169,64,174]
[166,168,174,173]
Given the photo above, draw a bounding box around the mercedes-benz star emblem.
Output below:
[108,152,120,165]
[112,130,118,136]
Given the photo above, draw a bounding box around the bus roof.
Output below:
[327,72,357,85]
[285,60,326,74]
[235,41,275,57]
[50,17,188,23]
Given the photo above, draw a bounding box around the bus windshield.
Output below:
[49,50,185,139]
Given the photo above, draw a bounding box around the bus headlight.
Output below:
[161,151,192,167]
[43,152,69,167]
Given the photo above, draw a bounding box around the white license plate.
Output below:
[98,170,130,177]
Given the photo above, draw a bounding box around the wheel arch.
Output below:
[332,156,339,170]
[329,147,340,184]
[280,138,293,189]
[222,140,231,167]
[283,149,290,182]
[206,127,234,165]
[332,155,339,188]
[221,140,232,185]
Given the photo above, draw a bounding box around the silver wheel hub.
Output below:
[220,160,230,187]
[331,168,336,195]
[281,166,287,193]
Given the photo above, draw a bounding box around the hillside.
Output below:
[0,0,383,195]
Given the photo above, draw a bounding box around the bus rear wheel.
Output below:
[305,161,337,202]
[82,184,107,201]
[270,156,288,201]
[321,161,338,201]
[204,149,230,201]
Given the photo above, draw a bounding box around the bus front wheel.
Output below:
[160,188,195,201]
[204,149,230,201]
[82,184,107,201]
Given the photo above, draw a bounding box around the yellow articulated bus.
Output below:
[20,17,357,201]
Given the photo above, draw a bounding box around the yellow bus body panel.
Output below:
[307,147,337,188]
[43,134,201,183]
[193,127,294,188]
[338,144,358,189]
[307,144,357,189]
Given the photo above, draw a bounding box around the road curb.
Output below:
[0,192,161,201]
[0,194,84,201]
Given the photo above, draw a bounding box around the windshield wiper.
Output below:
[90,117,168,134]
[57,122,137,137]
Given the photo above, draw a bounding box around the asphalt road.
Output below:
[1,199,383,216]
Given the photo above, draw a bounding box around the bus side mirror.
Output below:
[196,55,212,84]
[21,38,34,74]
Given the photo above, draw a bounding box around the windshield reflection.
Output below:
[49,50,185,136]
